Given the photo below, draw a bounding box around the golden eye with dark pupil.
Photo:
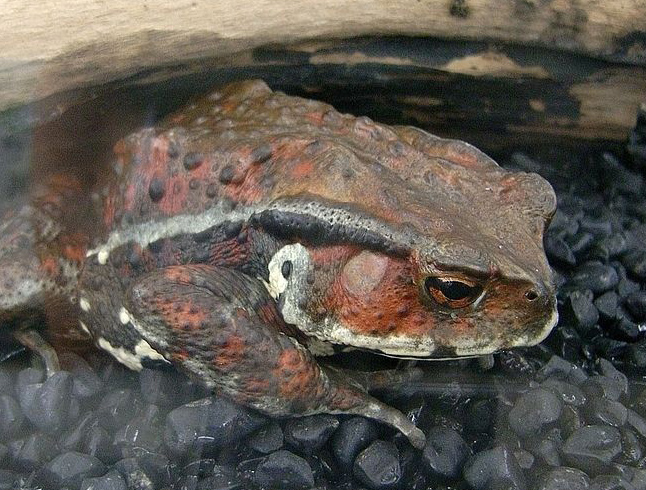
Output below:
[424,276,482,308]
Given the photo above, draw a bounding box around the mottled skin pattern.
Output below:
[0,80,558,448]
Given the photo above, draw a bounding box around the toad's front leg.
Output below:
[123,264,425,449]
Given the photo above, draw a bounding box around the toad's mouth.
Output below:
[303,305,559,360]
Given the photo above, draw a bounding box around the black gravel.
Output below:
[2,103,646,490]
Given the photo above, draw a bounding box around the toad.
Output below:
[0,80,558,448]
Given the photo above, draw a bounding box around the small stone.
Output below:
[525,428,563,467]
[422,426,471,479]
[625,291,646,321]
[0,395,23,441]
[571,262,619,294]
[622,249,646,280]
[7,432,58,471]
[537,356,588,385]
[545,235,576,266]
[465,399,498,433]
[248,422,284,454]
[81,470,127,490]
[562,425,622,474]
[627,340,646,369]
[540,379,587,406]
[508,388,562,438]
[566,291,600,331]
[96,388,141,431]
[535,467,590,490]
[598,359,629,397]
[463,445,526,490]
[84,425,117,463]
[620,428,643,465]
[331,417,378,471]
[617,277,641,299]
[284,415,339,455]
[559,405,585,439]
[589,475,634,490]
[196,465,243,490]
[584,397,628,427]
[113,458,155,490]
[353,440,401,490]
[15,367,44,392]
[613,317,641,341]
[18,370,74,434]
[39,451,106,490]
[513,449,535,470]
[113,404,163,453]
[164,396,265,456]
[594,291,619,322]
[627,409,646,440]
[60,352,103,398]
[598,233,630,258]
[568,232,596,257]
[253,450,314,490]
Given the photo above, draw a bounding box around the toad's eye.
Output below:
[423,276,483,308]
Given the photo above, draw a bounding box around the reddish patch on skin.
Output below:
[59,233,88,264]
[273,349,311,398]
[324,251,435,338]
[40,255,60,278]
[214,335,247,370]
[164,266,195,284]
[291,160,314,179]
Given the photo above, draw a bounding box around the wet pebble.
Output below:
[537,356,588,385]
[571,262,619,294]
[253,450,314,490]
[113,404,163,453]
[81,470,126,490]
[625,291,646,321]
[566,291,600,331]
[595,292,619,321]
[540,379,587,406]
[622,250,646,280]
[18,371,74,434]
[113,458,155,490]
[353,440,401,489]
[584,397,628,427]
[163,396,265,456]
[562,425,622,474]
[535,466,590,490]
[463,445,526,490]
[422,426,471,479]
[247,422,284,454]
[0,395,23,440]
[626,409,646,439]
[60,353,103,398]
[525,428,563,467]
[598,359,629,397]
[7,432,58,471]
[589,474,635,490]
[96,388,141,431]
[284,414,339,455]
[582,376,624,401]
[331,417,378,471]
[38,451,106,490]
[508,388,562,438]
[620,428,643,465]
[545,235,576,266]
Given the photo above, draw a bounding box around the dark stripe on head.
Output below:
[251,209,410,256]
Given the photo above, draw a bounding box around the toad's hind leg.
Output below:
[124,264,425,449]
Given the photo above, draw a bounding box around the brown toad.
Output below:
[0,80,558,448]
